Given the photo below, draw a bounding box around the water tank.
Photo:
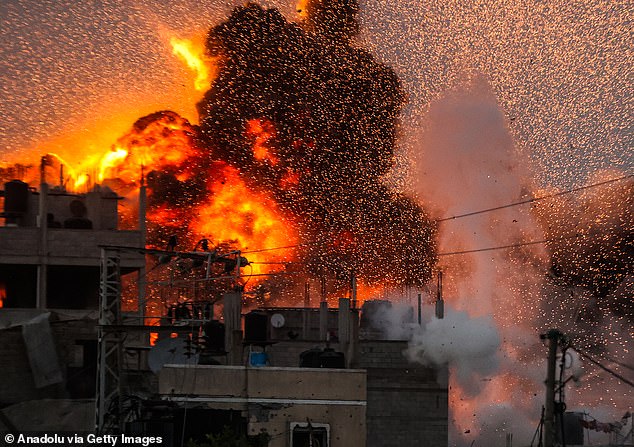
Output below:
[244,311,268,344]
[202,320,225,353]
[299,348,346,368]
[319,348,345,368]
[300,348,323,368]
[360,300,393,329]
[557,412,584,446]
[3,180,29,216]
[249,352,268,367]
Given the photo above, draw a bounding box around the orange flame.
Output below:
[0,282,5,308]
[99,111,202,186]
[246,118,279,165]
[170,37,218,92]
[192,165,297,278]
[296,0,310,18]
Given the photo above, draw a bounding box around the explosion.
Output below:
[2,1,631,444]
[199,2,436,291]
[1,1,436,304]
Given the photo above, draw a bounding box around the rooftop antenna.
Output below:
[435,271,444,319]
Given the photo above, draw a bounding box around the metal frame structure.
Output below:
[95,247,123,433]
[94,245,247,433]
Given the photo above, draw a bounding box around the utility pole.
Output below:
[541,329,562,447]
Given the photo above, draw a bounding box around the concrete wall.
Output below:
[358,341,448,447]
[0,227,144,268]
[159,365,367,447]
[0,311,97,405]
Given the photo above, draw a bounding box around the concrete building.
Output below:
[0,178,145,426]
[150,300,448,447]
[0,177,448,446]
[159,365,367,446]
[0,179,144,310]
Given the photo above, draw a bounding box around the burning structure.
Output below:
[1,0,632,446]
[0,1,446,446]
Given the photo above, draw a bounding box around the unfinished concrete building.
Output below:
[152,299,448,447]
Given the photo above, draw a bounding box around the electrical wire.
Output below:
[603,357,634,373]
[200,174,633,258]
[572,347,634,389]
[437,231,582,257]
[437,173,632,223]
[242,243,306,254]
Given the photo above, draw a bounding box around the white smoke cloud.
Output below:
[408,77,549,445]
[405,75,632,447]
[407,306,501,396]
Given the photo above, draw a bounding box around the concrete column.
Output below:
[319,301,328,341]
[36,182,48,309]
[302,282,310,339]
[137,184,147,327]
[338,298,350,344]
[223,291,243,365]
[347,308,359,368]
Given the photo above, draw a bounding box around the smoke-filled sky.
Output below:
[1,0,632,187]
[1,1,632,445]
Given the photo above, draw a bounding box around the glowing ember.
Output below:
[1,2,631,443]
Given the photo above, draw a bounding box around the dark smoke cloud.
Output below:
[196,2,437,287]
[537,175,634,316]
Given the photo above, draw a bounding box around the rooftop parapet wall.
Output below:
[159,364,366,402]
[0,227,144,267]
[159,365,367,447]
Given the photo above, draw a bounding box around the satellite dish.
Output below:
[148,337,199,373]
[271,313,285,328]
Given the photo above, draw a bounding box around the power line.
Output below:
[241,243,305,254]
[219,174,633,257]
[437,173,633,223]
[603,356,634,373]
[437,232,582,257]
[573,346,634,389]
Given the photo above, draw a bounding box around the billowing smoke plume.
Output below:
[407,306,501,395]
[196,2,436,289]
[410,77,633,446]
[0,1,437,297]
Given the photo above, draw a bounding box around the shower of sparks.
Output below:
[359,0,632,187]
[0,1,631,446]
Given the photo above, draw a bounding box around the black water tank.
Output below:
[557,412,584,446]
[4,180,29,215]
[244,311,268,344]
[300,348,323,368]
[203,320,225,353]
[319,348,345,368]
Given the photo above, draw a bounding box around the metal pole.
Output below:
[417,293,422,325]
[543,329,560,447]
[95,248,123,433]
[435,271,444,319]
[137,181,147,328]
